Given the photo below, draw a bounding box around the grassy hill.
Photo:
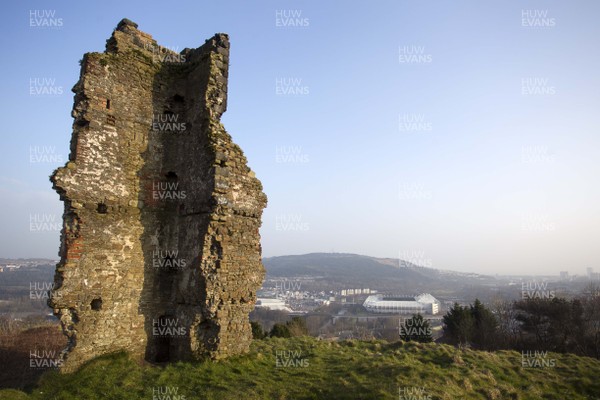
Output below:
[263,253,497,294]
[1,336,599,400]
[263,253,496,282]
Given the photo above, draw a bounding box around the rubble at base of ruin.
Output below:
[49,18,267,372]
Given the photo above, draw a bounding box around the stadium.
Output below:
[363,293,440,315]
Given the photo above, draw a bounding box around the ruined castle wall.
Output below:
[50,19,266,372]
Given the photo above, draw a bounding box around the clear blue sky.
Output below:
[1,1,599,275]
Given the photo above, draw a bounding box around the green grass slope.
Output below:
[1,337,599,400]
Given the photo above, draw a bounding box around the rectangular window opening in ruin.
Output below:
[75,119,89,128]
[91,298,102,311]
[106,99,111,109]
[97,203,108,214]
[154,315,173,362]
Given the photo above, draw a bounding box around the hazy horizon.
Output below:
[1,1,599,276]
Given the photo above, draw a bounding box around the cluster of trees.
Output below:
[251,317,309,339]
[442,299,498,349]
[441,291,600,359]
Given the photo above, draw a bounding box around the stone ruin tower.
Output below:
[49,19,267,372]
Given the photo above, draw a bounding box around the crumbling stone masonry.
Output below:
[49,19,267,372]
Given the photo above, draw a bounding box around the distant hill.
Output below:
[263,253,496,293]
